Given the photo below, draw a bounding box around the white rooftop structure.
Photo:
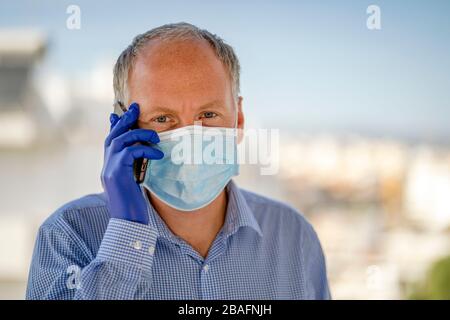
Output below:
[0,29,50,148]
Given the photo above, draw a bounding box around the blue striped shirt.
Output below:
[26,180,330,299]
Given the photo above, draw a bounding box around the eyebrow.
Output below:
[197,100,226,111]
[145,100,225,117]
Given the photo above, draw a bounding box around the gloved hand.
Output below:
[101,102,164,225]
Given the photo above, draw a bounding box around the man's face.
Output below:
[128,38,243,133]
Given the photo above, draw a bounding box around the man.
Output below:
[26,22,330,299]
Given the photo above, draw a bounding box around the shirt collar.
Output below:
[222,180,263,238]
[140,179,263,244]
[140,185,182,244]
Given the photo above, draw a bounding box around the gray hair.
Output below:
[113,22,241,110]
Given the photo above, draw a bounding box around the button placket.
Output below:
[200,262,213,299]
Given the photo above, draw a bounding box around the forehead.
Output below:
[128,38,231,102]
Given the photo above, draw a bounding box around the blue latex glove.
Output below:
[101,102,164,225]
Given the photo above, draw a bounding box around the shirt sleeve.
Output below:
[26,218,158,300]
[301,221,332,300]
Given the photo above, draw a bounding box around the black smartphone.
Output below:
[114,101,149,183]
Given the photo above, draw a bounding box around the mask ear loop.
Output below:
[233,100,240,171]
[232,100,240,165]
[234,101,239,130]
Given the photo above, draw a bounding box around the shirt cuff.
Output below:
[97,218,159,274]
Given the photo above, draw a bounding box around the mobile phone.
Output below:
[114,101,149,183]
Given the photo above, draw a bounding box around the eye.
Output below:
[154,115,168,123]
[201,111,217,119]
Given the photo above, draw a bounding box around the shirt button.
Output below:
[148,245,155,255]
[203,264,210,272]
[132,240,142,250]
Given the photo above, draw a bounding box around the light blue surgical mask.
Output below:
[142,124,239,211]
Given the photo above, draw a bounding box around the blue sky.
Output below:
[1,0,450,141]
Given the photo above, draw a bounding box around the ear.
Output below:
[236,96,245,144]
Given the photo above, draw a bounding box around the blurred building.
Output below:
[0,29,54,148]
[278,133,450,299]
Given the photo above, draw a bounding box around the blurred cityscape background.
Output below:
[0,0,449,299]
